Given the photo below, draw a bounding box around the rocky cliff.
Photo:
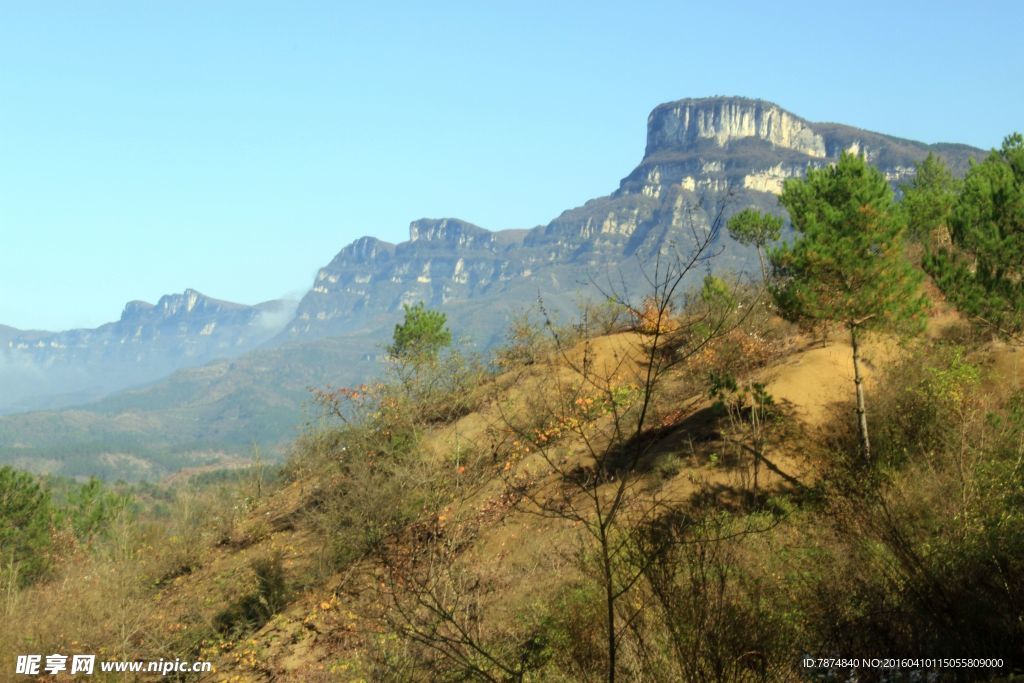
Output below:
[286,96,985,342]
[645,98,827,157]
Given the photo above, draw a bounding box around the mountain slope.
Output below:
[0,335,377,480]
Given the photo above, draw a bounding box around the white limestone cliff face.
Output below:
[885,166,915,182]
[641,168,662,197]
[576,208,644,239]
[647,98,826,158]
[678,176,730,193]
[408,218,496,249]
[157,289,202,317]
[742,163,805,195]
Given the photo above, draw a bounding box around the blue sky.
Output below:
[1,1,1021,330]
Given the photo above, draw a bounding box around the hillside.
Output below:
[0,336,377,480]
[4,268,1023,680]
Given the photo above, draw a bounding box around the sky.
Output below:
[1,1,1021,331]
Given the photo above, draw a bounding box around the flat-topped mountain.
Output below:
[628,97,978,192]
[286,96,983,341]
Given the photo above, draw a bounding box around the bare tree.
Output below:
[366,196,777,681]
[493,197,765,682]
[374,524,550,682]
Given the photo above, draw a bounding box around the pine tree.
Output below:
[924,133,1024,336]
[771,152,928,461]
[727,208,783,280]
[901,152,958,245]
[0,466,54,585]
[387,301,452,364]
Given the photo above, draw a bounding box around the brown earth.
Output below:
[106,314,1016,682]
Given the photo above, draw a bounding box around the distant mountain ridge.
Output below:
[1,289,296,414]
[0,96,990,477]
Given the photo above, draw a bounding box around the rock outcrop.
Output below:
[645,97,827,158]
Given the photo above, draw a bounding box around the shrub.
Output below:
[213,552,288,635]
[625,510,794,682]
[804,352,1024,674]
[578,296,631,336]
[62,478,129,543]
[870,344,982,468]
[631,295,680,335]
[297,378,452,573]
[495,310,550,369]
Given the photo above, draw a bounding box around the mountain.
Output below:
[0,289,297,414]
[285,96,982,343]
[0,96,988,478]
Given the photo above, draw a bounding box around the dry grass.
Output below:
[7,303,1021,681]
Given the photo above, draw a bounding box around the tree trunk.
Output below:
[602,528,616,683]
[756,246,768,282]
[850,325,871,462]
